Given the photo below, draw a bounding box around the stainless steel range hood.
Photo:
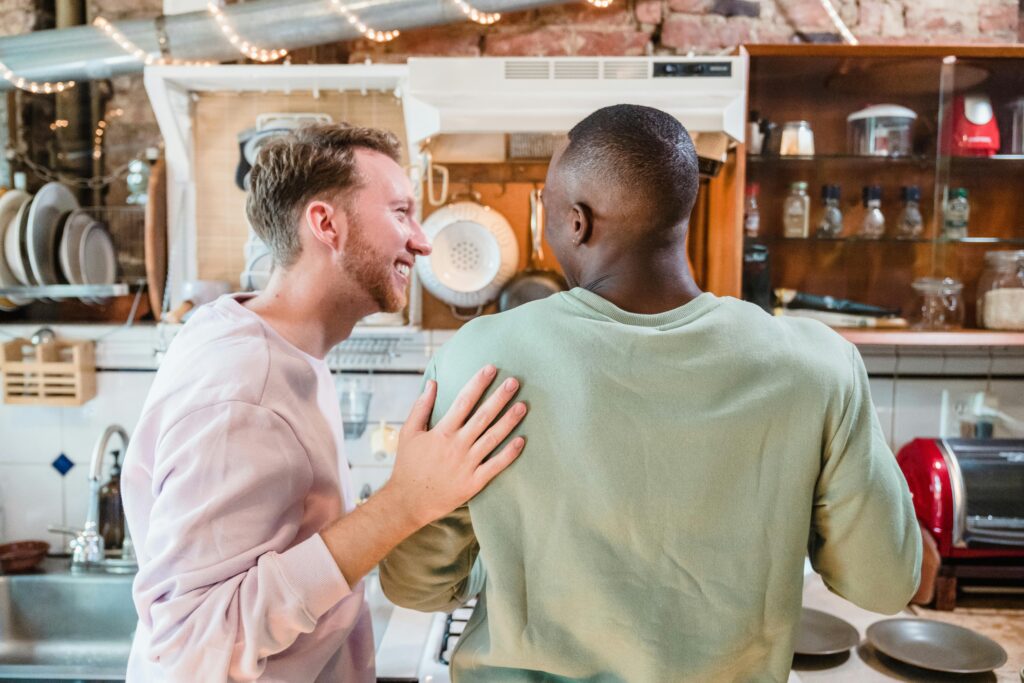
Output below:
[403,56,749,175]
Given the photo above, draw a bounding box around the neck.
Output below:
[577,246,702,314]
[244,264,372,359]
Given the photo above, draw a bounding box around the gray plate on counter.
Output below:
[794,608,860,655]
[867,618,1008,674]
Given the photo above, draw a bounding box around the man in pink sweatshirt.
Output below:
[121,124,528,682]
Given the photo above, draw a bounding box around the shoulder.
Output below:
[712,297,857,383]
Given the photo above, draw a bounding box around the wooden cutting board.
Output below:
[144,157,167,321]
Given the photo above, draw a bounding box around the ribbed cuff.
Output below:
[276,533,351,620]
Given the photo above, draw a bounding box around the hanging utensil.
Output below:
[498,187,566,312]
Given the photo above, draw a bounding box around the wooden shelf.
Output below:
[838,329,1024,348]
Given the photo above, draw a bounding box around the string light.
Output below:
[94,17,213,66]
[93,107,124,161]
[208,3,287,62]
[49,119,70,131]
[586,0,614,7]
[0,60,75,94]
[451,0,500,25]
[329,0,400,42]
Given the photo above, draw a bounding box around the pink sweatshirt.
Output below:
[122,294,374,682]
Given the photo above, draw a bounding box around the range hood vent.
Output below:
[602,61,649,79]
[554,61,600,79]
[504,61,551,79]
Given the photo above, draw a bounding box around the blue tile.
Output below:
[51,453,74,476]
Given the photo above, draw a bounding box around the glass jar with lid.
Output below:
[911,277,964,330]
[976,250,1024,330]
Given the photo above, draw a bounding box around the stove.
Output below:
[417,599,477,683]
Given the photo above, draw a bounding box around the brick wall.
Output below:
[0,0,1020,197]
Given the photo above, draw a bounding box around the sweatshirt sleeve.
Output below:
[130,401,351,681]
[378,359,484,612]
[808,344,922,614]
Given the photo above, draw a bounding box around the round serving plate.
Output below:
[793,609,860,656]
[27,182,79,290]
[4,195,33,287]
[0,190,32,308]
[867,618,1007,674]
[416,201,519,310]
[78,221,117,305]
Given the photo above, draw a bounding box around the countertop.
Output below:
[799,571,1023,682]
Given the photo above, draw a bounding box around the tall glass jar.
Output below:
[783,181,810,238]
[976,250,1024,330]
[911,277,964,330]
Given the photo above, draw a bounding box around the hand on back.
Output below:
[387,365,527,526]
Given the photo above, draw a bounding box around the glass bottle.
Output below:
[783,181,810,238]
[859,185,885,239]
[745,183,761,239]
[943,187,970,240]
[896,185,924,240]
[99,450,125,550]
[976,250,1024,330]
[744,183,761,238]
[816,184,843,238]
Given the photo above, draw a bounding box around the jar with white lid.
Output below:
[977,250,1024,330]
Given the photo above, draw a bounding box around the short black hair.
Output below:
[562,104,699,237]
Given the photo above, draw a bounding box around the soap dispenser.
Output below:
[99,450,125,550]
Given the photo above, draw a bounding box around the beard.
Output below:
[342,218,406,313]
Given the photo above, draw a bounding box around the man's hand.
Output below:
[387,364,527,527]
[320,365,526,586]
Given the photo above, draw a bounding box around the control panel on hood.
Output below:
[654,61,733,78]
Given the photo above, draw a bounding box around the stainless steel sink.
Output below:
[0,562,136,681]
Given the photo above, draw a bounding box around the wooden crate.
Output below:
[0,338,96,406]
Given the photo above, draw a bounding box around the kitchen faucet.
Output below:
[67,424,136,573]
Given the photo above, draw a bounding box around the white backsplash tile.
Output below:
[0,464,63,544]
[350,465,393,501]
[0,404,63,464]
[867,379,895,450]
[891,378,990,451]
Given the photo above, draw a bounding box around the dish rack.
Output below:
[0,337,96,406]
[0,205,145,302]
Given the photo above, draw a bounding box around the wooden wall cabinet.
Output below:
[742,45,1024,347]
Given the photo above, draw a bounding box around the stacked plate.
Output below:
[0,182,117,309]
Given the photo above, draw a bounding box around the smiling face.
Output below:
[340,149,430,313]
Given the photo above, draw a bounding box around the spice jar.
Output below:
[911,277,964,330]
[976,250,1024,330]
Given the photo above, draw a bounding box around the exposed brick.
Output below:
[775,0,833,31]
[539,3,635,26]
[978,1,1018,33]
[662,13,740,49]
[635,0,663,25]
[484,26,577,57]
[668,0,715,13]
[905,0,980,34]
[572,28,652,55]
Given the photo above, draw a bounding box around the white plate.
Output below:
[79,222,117,286]
[4,195,33,286]
[416,201,519,309]
[59,209,94,284]
[27,182,78,287]
[0,190,32,306]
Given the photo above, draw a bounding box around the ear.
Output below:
[304,200,347,253]
[570,202,593,247]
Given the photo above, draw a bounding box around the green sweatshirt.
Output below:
[380,289,921,683]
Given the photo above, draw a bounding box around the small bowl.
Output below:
[0,540,50,573]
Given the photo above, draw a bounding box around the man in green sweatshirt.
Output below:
[380,104,921,682]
